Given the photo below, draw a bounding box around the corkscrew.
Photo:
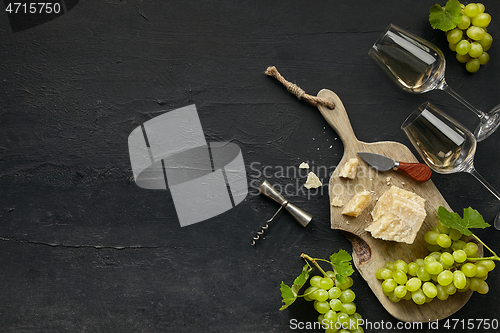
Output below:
[251,180,312,245]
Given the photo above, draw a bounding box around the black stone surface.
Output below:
[1,1,499,332]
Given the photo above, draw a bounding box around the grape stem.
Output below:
[301,253,329,277]
[467,233,500,262]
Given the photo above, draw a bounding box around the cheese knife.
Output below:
[357,152,432,182]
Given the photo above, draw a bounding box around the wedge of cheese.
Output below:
[304,171,322,189]
[342,190,371,217]
[339,158,359,179]
[366,186,426,244]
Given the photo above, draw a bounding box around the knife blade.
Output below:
[357,152,432,182]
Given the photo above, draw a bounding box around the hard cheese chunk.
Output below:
[339,158,359,179]
[342,190,371,217]
[366,186,426,244]
[304,172,322,189]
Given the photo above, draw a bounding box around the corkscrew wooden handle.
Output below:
[397,161,432,182]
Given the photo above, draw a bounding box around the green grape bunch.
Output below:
[280,250,365,333]
[429,0,493,73]
[375,207,499,305]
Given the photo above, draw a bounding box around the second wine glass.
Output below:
[402,102,500,230]
[370,24,500,142]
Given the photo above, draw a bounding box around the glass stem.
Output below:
[466,166,500,201]
[438,81,486,120]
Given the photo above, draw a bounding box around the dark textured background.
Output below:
[1,1,499,332]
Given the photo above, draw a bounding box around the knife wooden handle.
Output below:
[397,162,432,182]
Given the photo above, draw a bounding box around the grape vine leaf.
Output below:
[437,206,490,236]
[330,249,354,284]
[279,264,310,310]
[429,0,463,31]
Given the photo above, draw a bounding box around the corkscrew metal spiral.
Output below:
[251,181,312,246]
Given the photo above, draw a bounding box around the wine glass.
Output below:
[402,102,500,230]
[369,24,500,142]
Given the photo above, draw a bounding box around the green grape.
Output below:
[351,312,362,321]
[406,277,422,292]
[328,286,342,299]
[448,228,462,241]
[424,255,437,264]
[416,267,431,282]
[476,280,489,294]
[375,268,384,280]
[325,270,336,279]
[317,314,324,324]
[320,277,335,290]
[472,13,491,28]
[382,279,397,293]
[424,230,439,245]
[415,258,425,267]
[388,292,401,303]
[436,221,450,234]
[336,277,353,290]
[469,277,481,291]
[425,261,444,275]
[411,289,426,305]
[457,14,471,29]
[329,298,343,311]
[461,262,477,277]
[467,26,486,41]
[452,240,466,250]
[469,42,484,58]
[341,302,356,315]
[443,282,457,295]
[447,28,463,44]
[394,285,407,298]
[437,270,453,286]
[464,3,480,18]
[476,3,485,13]
[379,268,393,280]
[310,275,322,287]
[394,260,408,273]
[304,286,318,301]
[436,234,452,248]
[475,264,488,278]
[314,300,331,314]
[478,52,490,65]
[453,270,467,289]
[449,43,457,52]
[393,270,408,285]
[466,58,481,73]
[408,262,419,276]
[436,284,449,300]
[337,312,350,326]
[453,250,467,264]
[422,282,438,298]
[440,252,455,267]
[479,259,496,272]
[315,289,329,302]
[430,274,439,283]
[339,289,356,303]
[458,277,471,292]
[464,242,479,257]
[324,309,337,324]
[478,33,493,51]
[429,252,442,261]
[384,261,395,271]
[456,40,471,56]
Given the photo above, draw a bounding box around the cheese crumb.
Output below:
[342,190,371,217]
[304,172,322,189]
[330,196,343,207]
[339,158,359,179]
[365,186,426,244]
[299,162,310,169]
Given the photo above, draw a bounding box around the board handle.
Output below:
[317,89,359,146]
[397,162,432,182]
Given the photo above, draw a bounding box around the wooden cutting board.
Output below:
[316,89,482,322]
